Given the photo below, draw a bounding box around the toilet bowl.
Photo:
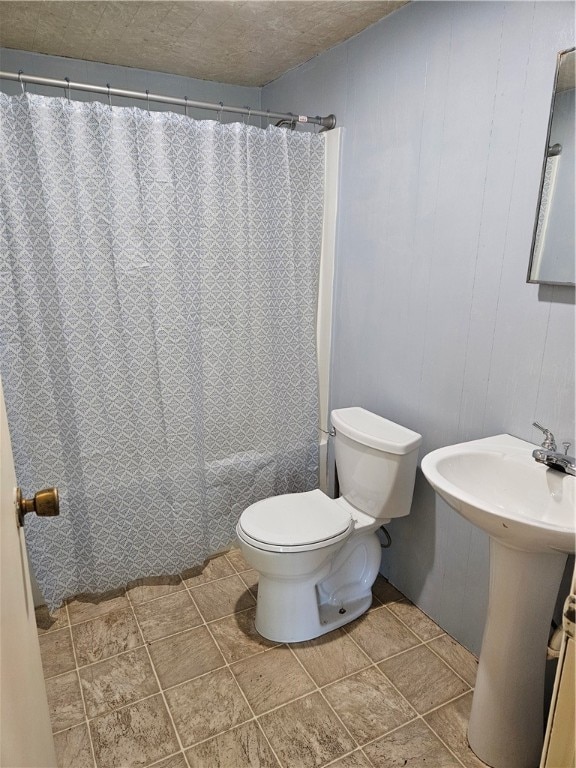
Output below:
[236,407,422,643]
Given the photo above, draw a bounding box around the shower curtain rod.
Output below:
[0,70,336,130]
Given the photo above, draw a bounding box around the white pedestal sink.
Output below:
[422,435,575,768]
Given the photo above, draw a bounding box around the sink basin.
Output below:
[421,434,575,768]
[421,434,575,553]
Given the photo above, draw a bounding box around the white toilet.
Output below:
[236,407,422,642]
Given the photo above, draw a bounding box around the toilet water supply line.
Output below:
[321,424,392,549]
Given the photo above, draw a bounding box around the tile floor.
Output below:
[36,549,488,768]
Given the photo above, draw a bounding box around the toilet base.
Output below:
[254,577,373,643]
[318,593,373,632]
[252,531,382,643]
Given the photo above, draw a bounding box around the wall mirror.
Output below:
[528,47,575,286]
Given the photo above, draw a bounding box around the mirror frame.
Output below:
[527,46,575,287]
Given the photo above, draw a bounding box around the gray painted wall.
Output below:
[263,1,575,654]
[0,47,260,122]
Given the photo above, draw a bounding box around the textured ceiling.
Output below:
[0,1,408,87]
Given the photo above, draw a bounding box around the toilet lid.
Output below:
[239,489,352,548]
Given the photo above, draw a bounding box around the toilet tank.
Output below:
[331,407,422,521]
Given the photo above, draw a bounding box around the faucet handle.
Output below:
[532,422,557,451]
[562,442,571,456]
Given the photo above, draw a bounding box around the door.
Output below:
[0,377,57,768]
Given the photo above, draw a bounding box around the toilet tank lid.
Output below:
[331,407,422,454]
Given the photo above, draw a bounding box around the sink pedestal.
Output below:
[468,538,567,768]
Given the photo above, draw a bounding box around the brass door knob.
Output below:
[16,487,59,526]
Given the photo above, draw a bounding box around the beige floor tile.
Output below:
[79,646,158,719]
[67,588,129,625]
[45,670,85,732]
[151,754,189,768]
[328,750,374,768]
[35,604,69,634]
[209,607,278,663]
[126,574,185,604]
[290,627,371,687]
[90,693,179,768]
[379,645,469,714]
[323,667,416,745]
[425,692,487,768]
[226,547,251,573]
[148,625,225,689]
[387,600,444,641]
[231,645,315,715]
[182,554,236,587]
[165,667,252,747]
[185,720,280,768]
[344,606,421,662]
[372,575,404,605]
[427,634,478,687]
[189,574,256,621]
[53,723,94,768]
[239,568,259,596]
[259,691,356,768]
[364,718,462,767]
[39,627,75,678]
[134,590,202,643]
[72,606,142,666]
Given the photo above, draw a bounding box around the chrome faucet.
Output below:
[532,422,575,476]
[533,421,557,451]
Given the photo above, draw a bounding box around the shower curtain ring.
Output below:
[247,107,252,126]
[146,89,150,114]
[107,84,112,109]
[18,70,26,94]
[218,101,223,123]
[64,77,71,102]
[184,95,188,118]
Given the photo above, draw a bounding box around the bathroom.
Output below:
[0,1,574,767]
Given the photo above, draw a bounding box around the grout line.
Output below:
[188,590,285,768]
[358,713,422,750]
[223,550,251,574]
[49,691,162,735]
[424,638,476,690]
[420,688,474,719]
[285,642,362,756]
[64,602,98,768]
[126,594,192,768]
[425,632,478,689]
[70,641,147,673]
[143,749,189,768]
[418,714,470,768]
[357,713,469,768]
[378,602,432,644]
[126,585,186,607]
[321,747,377,768]
[339,617,424,724]
[386,600,446,642]
[179,717,259,753]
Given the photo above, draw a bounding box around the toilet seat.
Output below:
[237,489,353,553]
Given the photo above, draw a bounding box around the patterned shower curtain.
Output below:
[0,93,324,609]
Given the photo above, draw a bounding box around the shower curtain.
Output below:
[0,92,324,609]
